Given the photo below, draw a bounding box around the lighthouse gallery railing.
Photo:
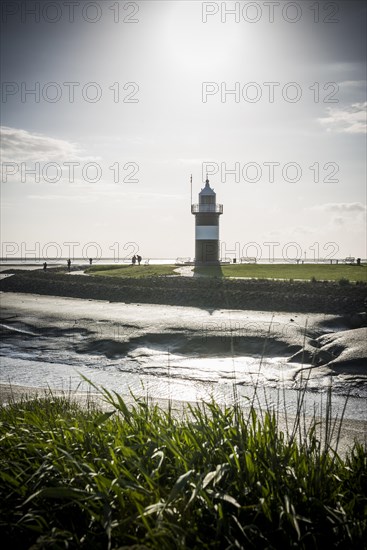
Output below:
[191,204,223,213]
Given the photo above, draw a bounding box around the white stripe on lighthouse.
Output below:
[195,226,219,240]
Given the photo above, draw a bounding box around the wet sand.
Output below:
[1,291,366,400]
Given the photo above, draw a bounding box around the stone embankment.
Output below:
[1,269,366,315]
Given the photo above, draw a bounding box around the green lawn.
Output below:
[86,264,178,278]
[195,263,367,282]
[85,263,367,282]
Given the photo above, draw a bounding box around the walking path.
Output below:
[174,266,195,276]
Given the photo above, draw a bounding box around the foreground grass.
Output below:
[195,263,367,282]
[86,264,178,278]
[0,389,366,549]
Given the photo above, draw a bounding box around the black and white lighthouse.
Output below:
[191,176,223,263]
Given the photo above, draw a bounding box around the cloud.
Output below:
[333,217,345,227]
[291,226,314,236]
[339,80,366,92]
[318,102,367,134]
[177,159,206,165]
[0,126,106,186]
[0,126,95,164]
[26,190,183,203]
[27,194,99,203]
[312,202,366,214]
[309,203,366,236]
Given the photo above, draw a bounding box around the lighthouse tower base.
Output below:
[195,240,220,264]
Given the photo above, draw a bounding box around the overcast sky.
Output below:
[1,0,366,261]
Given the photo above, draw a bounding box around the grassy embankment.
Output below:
[86,263,367,282]
[86,264,178,278]
[1,384,366,549]
[195,264,367,282]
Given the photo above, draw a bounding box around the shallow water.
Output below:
[1,293,366,421]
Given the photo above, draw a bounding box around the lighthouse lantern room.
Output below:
[191,176,223,263]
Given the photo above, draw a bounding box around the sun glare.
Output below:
[162,6,240,72]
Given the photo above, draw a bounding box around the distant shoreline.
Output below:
[0,268,366,314]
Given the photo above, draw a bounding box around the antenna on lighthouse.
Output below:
[190,174,193,206]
